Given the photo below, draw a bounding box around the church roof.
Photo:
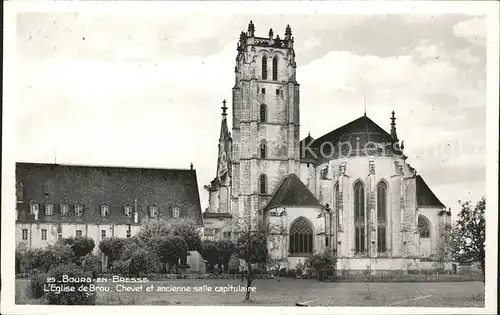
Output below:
[416,175,446,209]
[263,174,322,211]
[300,115,401,162]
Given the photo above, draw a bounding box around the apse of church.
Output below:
[204,21,450,273]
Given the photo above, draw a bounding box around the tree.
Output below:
[116,242,160,276]
[215,239,236,272]
[449,197,485,279]
[99,237,128,266]
[57,236,95,258]
[169,218,202,252]
[200,239,218,271]
[147,235,187,272]
[235,221,269,300]
[136,218,200,268]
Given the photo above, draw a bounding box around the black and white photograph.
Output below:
[2,1,498,314]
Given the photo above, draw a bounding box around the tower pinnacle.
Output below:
[221,100,228,118]
[390,111,398,141]
[248,20,255,37]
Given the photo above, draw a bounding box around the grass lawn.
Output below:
[16,278,485,307]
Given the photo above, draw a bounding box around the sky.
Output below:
[14,9,488,219]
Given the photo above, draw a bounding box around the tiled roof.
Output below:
[416,175,445,209]
[15,162,203,225]
[300,115,400,162]
[263,174,322,211]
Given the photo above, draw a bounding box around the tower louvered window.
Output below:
[260,104,267,122]
[272,57,278,81]
[260,141,267,159]
[262,56,268,80]
[259,174,267,194]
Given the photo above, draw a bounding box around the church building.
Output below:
[203,21,451,274]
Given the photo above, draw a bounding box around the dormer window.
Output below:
[74,204,83,216]
[124,205,133,217]
[44,203,54,216]
[29,202,39,215]
[172,206,180,219]
[100,205,109,217]
[149,206,158,218]
[60,203,69,215]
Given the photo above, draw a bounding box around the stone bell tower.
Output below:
[231,21,301,230]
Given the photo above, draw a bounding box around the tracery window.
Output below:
[354,181,366,254]
[418,215,431,238]
[377,181,388,253]
[289,217,314,255]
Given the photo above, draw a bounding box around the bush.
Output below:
[23,245,76,274]
[118,246,160,276]
[79,254,101,276]
[44,264,96,305]
[27,272,48,299]
[306,252,336,281]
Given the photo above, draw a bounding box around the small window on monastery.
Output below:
[149,206,158,218]
[101,230,107,240]
[58,234,63,240]
[22,229,28,240]
[29,203,39,215]
[74,204,83,216]
[41,229,47,240]
[259,174,267,194]
[172,206,180,219]
[124,205,133,217]
[261,88,266,94]
[100,205,109,217]
[276,89,280,95]
[60,204,69,215]
[76,230,83,237]
[45,203,54,216]
[223,232,232,239]
[126,227,131,238]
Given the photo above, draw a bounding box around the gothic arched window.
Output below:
[260,141,267,159]
[262,56,267,80]
[377,181,388,253]
[334,183,340,228]
[259,174,267,194]
[418,215,431,238]
[260,104,267,122]
[289,217,314,255]
[272,56,278,81]
[353,181,365,254]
